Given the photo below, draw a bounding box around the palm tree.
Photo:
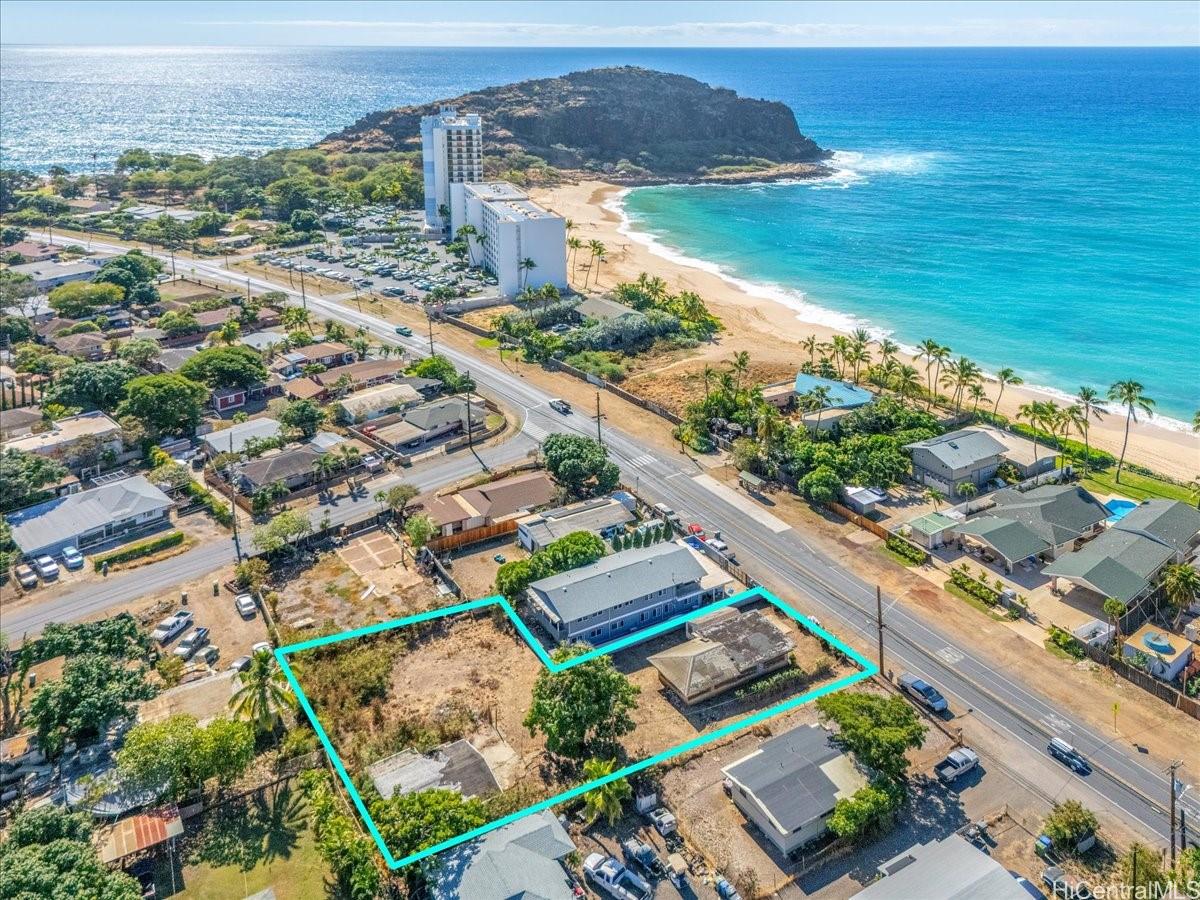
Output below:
[729,351,751,394]
[1073,387,1106,476]
[923,488,945,510]
[1107,381,1155,484]
[591,242,607,287]
[991,368,1022,416]
[455,225,478,264]
[1102,597,1127,645]
[567,236,583,280]
[230,651,297,735]
[518,257,537,290]
[915,339,942,405]
[877,338,899,367]
[830,335,850,378]
[580,758,631,827]
[701,364,715,399]
[930,344,952,408]
[1058,404,1087,473]
[968,382,988,415]
[565,218,575,233]
[801,335,818,366]
[1018,401,1045,480]
[846,345,871,384]
[756,404,782,465]
[891,364,922,404]
[1159,563,1200,628]
[216,318,240,346]
[850,327,871,348]
[802,385,833,434]
[311,453,339,494]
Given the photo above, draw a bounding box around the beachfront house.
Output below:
[526,541,735,645]
[904,428,1009,494]
[722,724,867,856]
[793,373,874,433]
[1044,500,1200,609]
[649,608,794,705]
[950,483,1110,572]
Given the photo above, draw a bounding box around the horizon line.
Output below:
[3,42,1199,50]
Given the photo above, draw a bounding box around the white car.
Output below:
[235,593,257,618]
[152,610,194,644]
[251,641,273,657]
[174,627,210,660]
[32,556,60,579]
[60,546,85,570]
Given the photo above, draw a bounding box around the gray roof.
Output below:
[237,330,286,351]
[528,542,707,623]
[6,475,173,555]
[403,396,486,432]
[157,347,199,372]
[1044,529,1175,603]
[367,739,499,800]
[904,428,1008,470]
[433,811,576,900]
[201,417,282,454]
[989,484,1110,546]
[650,609,794,700]
[235,446,322,489]
[575,296,638,322]
[1116,500,1200,554]
[721,724,856,834]
[853,834,1031,900]
[518,497,634,547]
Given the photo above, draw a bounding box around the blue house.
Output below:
[793,373,874,410]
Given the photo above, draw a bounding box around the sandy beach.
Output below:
[530,180,1200,483]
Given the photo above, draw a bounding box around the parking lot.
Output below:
[253,228,500,304]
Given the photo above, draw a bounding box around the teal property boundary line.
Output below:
[276,585,876,870]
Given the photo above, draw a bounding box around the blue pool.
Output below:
[1106,499,1138,524]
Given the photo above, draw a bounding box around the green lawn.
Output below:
[1081,468,1195,505]
[475,337,499,349]
[159,781,330,900]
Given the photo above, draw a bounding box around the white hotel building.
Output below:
[420,107,482,230]
[448,181,568,299]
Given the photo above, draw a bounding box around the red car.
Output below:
[687,523,705,537]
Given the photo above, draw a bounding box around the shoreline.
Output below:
[530,179,1200,482]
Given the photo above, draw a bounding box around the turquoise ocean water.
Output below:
[2,46,1197,421]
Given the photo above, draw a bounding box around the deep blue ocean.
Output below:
[2,46,1197,420]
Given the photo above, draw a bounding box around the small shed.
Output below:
[739,470,765,493]
[907,511,959,550]
[843,486,888,516]
[99,806,184,864]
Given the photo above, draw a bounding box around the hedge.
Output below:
[885,535,928,565]
[93,531,185,570]
[973,412,1116,470]
[948,564,1001,606]
[184,481,234,528]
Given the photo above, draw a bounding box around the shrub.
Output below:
[885,535,927,565]
[93,531,185,570]
[1047,625,1085,660]
[948,564,1001,606]
[183,481,234,527]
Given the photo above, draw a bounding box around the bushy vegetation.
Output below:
[948,563,1002,607]
[0,806,140,899]
[885,534,927,565]
[495,530,606,599]
[92,530,185,570]
[1047,624,1086,660]
[541,433,620,499]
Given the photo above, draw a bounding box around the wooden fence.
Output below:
[427,519,517,553]
[825,501,893,540]
[1079,641,1200,721]
[544,358,685,426]
[441,313,496,339]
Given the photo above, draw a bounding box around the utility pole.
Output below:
[876,585,886,677]
[299,268,308,310]
[593,392,606,446]
[1169,759,1182,871]
[465,371,474,450]
[427,316,435,356]
[226,433,243,562]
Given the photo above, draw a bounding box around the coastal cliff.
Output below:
[318,66,831,183]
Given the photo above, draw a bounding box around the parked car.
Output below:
[60,546,84,570]
[197,645,220,667]
[151,610,193,644]
[173,627,211,660]
[898,672,949,713]
[583,853,651,900]
[715,878,743,900]
[229,655,252,673]
[1047,737,1091,774]
[686,523,705,538]
[648,807,677,836]
[14,563,38,589]
[935,747,979,782]
[32,555,60,580]
[621,837,666,878]
[548,398,571,414]
[235,593,257,618]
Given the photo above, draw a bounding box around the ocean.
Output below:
[2,46,1197,422]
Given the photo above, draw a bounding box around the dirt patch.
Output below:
[625,357,797,418]
[440,537,529,601]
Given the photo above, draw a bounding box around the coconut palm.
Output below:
[591,242,607,287]
[567,236,583,279]
[1102,597,1127,645]
[1018,401,1046,479]
[756,403,782,464]
[891,364,922,404]
[802,385,833,434]
[1159,563,1200,628]
[729,351,751,394]
[230,650,296,735]
[993,368,1023,414]
[1058,404,1087,472]
[877,338,899,366]
[565,218,576,233]
[850,327,871,349]
[1107,381,1155,484]
[930,344,952,409]
[801,335,818,366]
[915,338,942,405]
[216,318,240,346]
[968,382,988,415]
[580,758,632,827]
[311,453,340,493]
[923,487,945,510]
[455,225,478,264]
[519,257,537,290]
[830,335,850,378]
[846,345,871,384]
[1073,387,1106,476]
[701,364,715,399]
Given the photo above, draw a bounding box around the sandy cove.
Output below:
[529,180,1200,484]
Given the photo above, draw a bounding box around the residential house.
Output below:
[49,331,110,360]
[1121,623,1195,683]
[237,330,287,353]
[904,428,1010,494]
[0,406,43,440]
[285,359,410,402]
[211,386,250,414]
[367,739,498,800]
[574,295,639,323]
[431,811,577,900]
[233,445,324,494]
[526,541,735,645]
[370,395,486,452]
[1045,500,1200,607]
[271,341,356,377]
[282,376,326,402]
[192,306,243,333]
[951,483,1110,571]
[5,258,103,291]
[3,410,123,468]
[794,374,874,433]
[722,724,867,856]
[153,347,200,374]
[199,417,282,456]
[334,382,422,424]
[974,424,1059,480]
[649,608,794,705]
[423,470,557,536]
[5,474,173,558]
[3,241,58,263]
[853,834,1032,900]
[516,496,634,552]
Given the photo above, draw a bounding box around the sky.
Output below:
[1,0,1197,47]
